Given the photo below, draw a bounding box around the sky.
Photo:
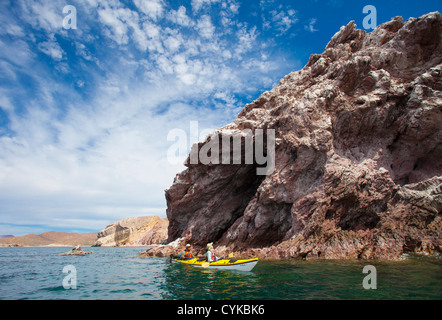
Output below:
[0,0,440,236]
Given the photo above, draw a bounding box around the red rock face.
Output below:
[146,12,442,260]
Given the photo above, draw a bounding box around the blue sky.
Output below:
[0,0,440,236]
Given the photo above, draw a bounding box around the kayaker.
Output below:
[180,243,194,260]
[206,242,220,262]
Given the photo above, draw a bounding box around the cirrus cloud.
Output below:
[0,0,311,235]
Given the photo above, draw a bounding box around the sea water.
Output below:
[0,247,440,300]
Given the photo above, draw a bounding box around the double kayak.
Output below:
[171,257,258,272]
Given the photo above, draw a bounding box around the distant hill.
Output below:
[0,235,14,239]
[0,231,97,247]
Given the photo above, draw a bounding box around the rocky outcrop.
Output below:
[94,216,168,247]
[60,246,93,255]
[142,12,442,260]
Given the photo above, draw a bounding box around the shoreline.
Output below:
[1,245,439,261]
[136,247,441,261]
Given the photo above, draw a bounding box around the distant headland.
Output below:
[0,231,97,247]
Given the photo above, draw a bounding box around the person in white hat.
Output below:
[205,242,220,262]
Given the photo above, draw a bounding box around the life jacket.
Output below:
[184,251,193,259]
[207,250,216,261]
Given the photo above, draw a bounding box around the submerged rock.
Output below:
[144,12,442,260]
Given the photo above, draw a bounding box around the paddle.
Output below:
[201,252,234,268]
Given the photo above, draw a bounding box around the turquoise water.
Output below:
[0,247,440,300]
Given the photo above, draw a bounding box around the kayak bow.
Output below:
[171,257,258,272]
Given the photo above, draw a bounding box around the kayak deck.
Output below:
[171,257,258,272]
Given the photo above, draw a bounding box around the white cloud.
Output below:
[235,25,258,57]
[225,0,240,14]
[0,95,14,113]
[219,0,240,28]
[4,24,25,37]
[269,8,298,34]
[260,2,298,35]
[196,15,216,39]
[142,21,164,53]
[75,42,99,64]
[23,0,63,32]
[134,0,165,20]
[164,33,183,53]
[191,0,220,12]
[179,73,197,85]
[98,5,133,45]
[38,35,65,60]
[0,38,34,67]
[155,54,174,74]
[166,6,194,27]
[305,18,318,32]
[129,21,150,51]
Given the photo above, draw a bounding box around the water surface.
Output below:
[0,247,440,300]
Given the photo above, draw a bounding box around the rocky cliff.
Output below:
[142,12,442,260]
[94,216,168,246]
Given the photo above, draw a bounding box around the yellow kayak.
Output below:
[171,257,258,272]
